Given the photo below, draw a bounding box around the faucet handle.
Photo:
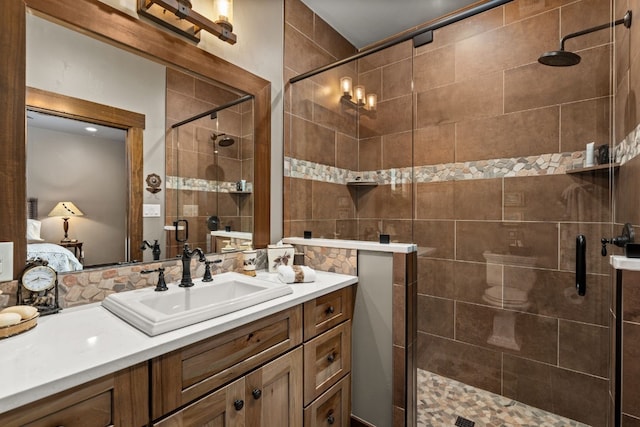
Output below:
[142,267,168,292]
[202,259,222,282]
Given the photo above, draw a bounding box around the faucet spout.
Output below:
[179,244,206,287]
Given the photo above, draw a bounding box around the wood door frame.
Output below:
[26,87,145,263]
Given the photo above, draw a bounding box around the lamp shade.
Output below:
[48,201,84,218]
[213,0,233,31]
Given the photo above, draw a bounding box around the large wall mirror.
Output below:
[1,0,271,278]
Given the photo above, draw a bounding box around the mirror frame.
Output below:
[1,0,271,278]
[26,87,145,263]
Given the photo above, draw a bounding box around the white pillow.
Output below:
[26,219,44,242]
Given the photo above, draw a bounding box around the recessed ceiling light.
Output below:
[85,126,98,133]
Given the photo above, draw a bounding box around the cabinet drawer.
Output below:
[303,286,353,341]
[0,363,149,427]
[303,320,351,406]
[304,373,351,427]
[152,306,302,419]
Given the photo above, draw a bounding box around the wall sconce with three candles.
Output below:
[340,76,377,111]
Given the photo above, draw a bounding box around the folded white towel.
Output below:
[277,265,316,283]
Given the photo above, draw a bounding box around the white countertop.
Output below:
[282,237,417,253]
[211,230,253,240]
[610,255,640,271]
[0,270,357,413]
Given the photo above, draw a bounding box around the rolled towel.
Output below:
[277,265,316,284]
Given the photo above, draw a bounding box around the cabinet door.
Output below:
[245,347,303,427]
[154,377,245,427]
[0,363,148,427]
[303,320,351,406]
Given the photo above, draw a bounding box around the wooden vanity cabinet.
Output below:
[0,362,148,427]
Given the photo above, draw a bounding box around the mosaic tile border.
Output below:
[166,175,253,193]
[614,122,640,165]
[417,369,588,427]
[285,151,586,185]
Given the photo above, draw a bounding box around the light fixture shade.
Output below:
[366,93,377,111]
[354,85,365,105]
[48,201,84,218]
[340,76,353,97]
[213,0,233,31]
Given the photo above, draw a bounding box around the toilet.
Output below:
[482,251,538,351]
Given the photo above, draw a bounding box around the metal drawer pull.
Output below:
[326,305,335,315]
[234,399,244,410]
[327,414,335,424]
[327,351,336,363]
[252,388,262,399]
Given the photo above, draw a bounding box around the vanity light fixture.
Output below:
[138,0,237,44]
[339,76,377,111]
[48,201,84,242]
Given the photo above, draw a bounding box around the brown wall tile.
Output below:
[311,181,354,220]
[417,258,454,298]
[561,0,612,52]
[359,136,382,171]
[313,14,356,61]
[284,0,313,39]
[414,124,455,166]
[381,219,413,244]
[393,283,406,347]
[456,221,559,269]
[284,23,334,75]
[417,332,502,394]
[504,174,610,223]
[623,270,640,322]
[505,266,610,326]
[455,10,558,81]
[504,44,611,113]
[456,302,558,364]
[166,67,194,96]
[413,47,455,93]
[383,131,412,169]
[359,41,412,73]
[559,320,608,377]
[357,184,412,219]
[336,132,358,171]
[616,156,640,226]
[417,295,454,338]
[289,219,337,239]
[415,181,454,220]
[623,414,640,427]
[382,58,412,100]
[504,0,573,24]
[454,179,502,221]
[503,354,608,426]
[456,107,560,162]
[452,261,493,305]
[417,72,504,127]
[360,94,413,139]
[560,97,611,153]
[413,221,455,260]
[290,116,336,165]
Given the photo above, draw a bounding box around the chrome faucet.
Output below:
[179,244,206,288]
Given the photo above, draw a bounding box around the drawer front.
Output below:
[303,320,351,406]
[152,306,302,419]
[304,373,351,427]
[303,286,353,341]
[0,363,148,427]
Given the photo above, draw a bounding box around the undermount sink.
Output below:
[102,272,292,336]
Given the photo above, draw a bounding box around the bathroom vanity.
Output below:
[0,271,356,426]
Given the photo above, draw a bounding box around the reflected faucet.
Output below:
[180,244,206,287]
[141,239,161,260]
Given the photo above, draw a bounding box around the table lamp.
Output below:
[48,201,84,242]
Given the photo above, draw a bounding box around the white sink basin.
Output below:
[102,272,292,336]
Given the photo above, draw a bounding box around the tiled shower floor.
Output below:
[417,369,589,427]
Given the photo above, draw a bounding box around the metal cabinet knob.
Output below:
[326,305,335,315]
[327,352,336,363]
[327,414,335,424]
[233,399,244,410]
[252,388,262,399]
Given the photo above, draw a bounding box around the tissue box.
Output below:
[267,244,295,273]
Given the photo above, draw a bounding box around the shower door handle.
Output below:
[576,235,586,296]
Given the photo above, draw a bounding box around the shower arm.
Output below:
[559,10,632,51]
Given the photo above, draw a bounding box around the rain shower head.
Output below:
[538,49,582,67]
[538,10,632,67]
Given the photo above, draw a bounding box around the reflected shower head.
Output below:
[538,10,632,67]
[210,132,235,147]
[218,136,235,147]
[538,49,582,67]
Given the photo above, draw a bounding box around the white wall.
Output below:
[27,126,126,266]
[26,13,167,261]
[96,0,285,243]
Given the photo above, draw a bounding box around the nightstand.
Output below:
[60,241,84,263]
